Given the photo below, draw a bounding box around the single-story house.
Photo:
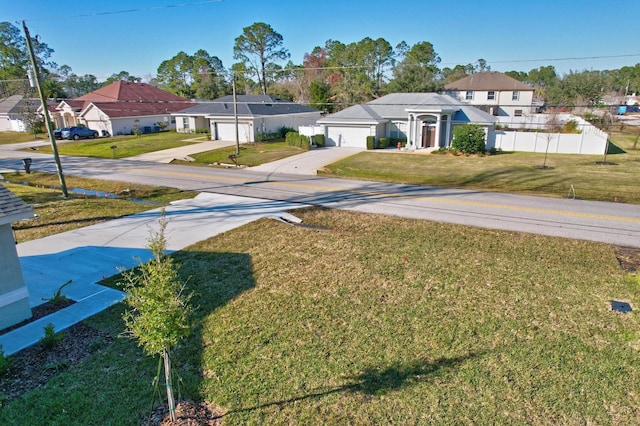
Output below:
[173,95,322,142]
[0,95,54,133]
[444,72,535,119]
[47,81,194,136]
[0,185,35,330]
[316,93,496,149]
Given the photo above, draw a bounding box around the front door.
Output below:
[421,124,435,148]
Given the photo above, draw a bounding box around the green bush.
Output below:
[279,126,296,138]
[256,132,279,142]
[40,323,64,350]
[195,128,210,134]
[285,132,311,150]
[390,138,407,148]
[366,136,375,150]
[314,134,325,147]
[452,124,486,154]
[561,120,581,134]
[378,137,390,149]
[0,345,11,376]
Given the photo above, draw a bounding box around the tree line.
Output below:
[2,21,639,112]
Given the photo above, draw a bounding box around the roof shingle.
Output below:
[444,72,533,91]
[0,185,34,225]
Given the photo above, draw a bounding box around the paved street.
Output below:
[1,145,639,248]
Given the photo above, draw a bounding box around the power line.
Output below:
[23,0,222,22]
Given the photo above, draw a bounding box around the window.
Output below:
[514,109,523,117]
[182,117,189,130]
[465,91,473,100]
[512,91,520,101]
[487,91,495,100]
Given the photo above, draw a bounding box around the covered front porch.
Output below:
[405,109,455,150]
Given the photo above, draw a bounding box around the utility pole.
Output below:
[22,20,68,197]
[232,71,240,156]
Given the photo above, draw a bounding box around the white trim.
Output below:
[0,287,30,309]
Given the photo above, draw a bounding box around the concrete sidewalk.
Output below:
[0,193,305,355]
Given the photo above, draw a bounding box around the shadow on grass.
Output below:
[224,352,482,417]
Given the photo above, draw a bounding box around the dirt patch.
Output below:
[147,400,224,425]
[614,246,640,273]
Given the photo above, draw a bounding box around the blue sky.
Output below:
[5,0,640,81]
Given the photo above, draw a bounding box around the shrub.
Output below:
[40,323,64,350]
[0,345,11,376]
[314,134,325,147]
[366,136,375,150]
[391,138,407,148]
[279,126,296,138]
[452,124,486,154]
[195,128,210,134]
[378,137,390,149]
[561,120,581,134]
[256,132,279,142]
[285,132,311,150]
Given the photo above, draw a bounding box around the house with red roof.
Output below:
[49,81,194,136]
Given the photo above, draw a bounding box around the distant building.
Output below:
[444,72,535,118]
[47,81,195,136]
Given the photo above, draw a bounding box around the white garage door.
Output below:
[215,122,252,142]
[326,126,371,148]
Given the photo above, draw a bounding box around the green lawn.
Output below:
[321,129,640,204]
[173,140,308,167]
[2,208,639,424]
[29,132,203,158]
[0,132,46,144]
[1,172,196,242]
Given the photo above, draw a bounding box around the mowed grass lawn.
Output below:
[1,172,196,241]
[0,132,46,144]
[29,131,203,158]
[3,208,639,424]
[322,129,640,204]
[173,140,308,167]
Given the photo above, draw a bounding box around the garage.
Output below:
[325,125,374,148]
[214,121,252,142]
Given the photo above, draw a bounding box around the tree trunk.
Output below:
[163,349,177,421]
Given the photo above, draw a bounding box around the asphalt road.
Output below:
[1,150,639,248]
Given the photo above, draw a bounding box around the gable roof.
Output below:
[76,81,190,103]
[0,185,34,225]
[0,96,43,115]
[317,93,496,124]
[81,101,196,119]
[444,72,533,91]
[0,95,23,115]
[174,95,320,117]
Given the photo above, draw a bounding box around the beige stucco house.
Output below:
[0,185,35,330]
[444,72,535,118]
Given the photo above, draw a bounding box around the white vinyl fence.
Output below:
[490,114,609,155]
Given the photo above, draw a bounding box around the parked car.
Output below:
[53,127,68,139]
[61,126,99,140]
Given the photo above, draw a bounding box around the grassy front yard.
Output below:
[1,172,196,242]
[2,207,639,424]
[0,132,46,144]
[321,129,640,204]
[28,132,202,158]
[173,140,308,167]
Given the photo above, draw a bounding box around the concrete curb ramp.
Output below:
[0,193,305,355]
